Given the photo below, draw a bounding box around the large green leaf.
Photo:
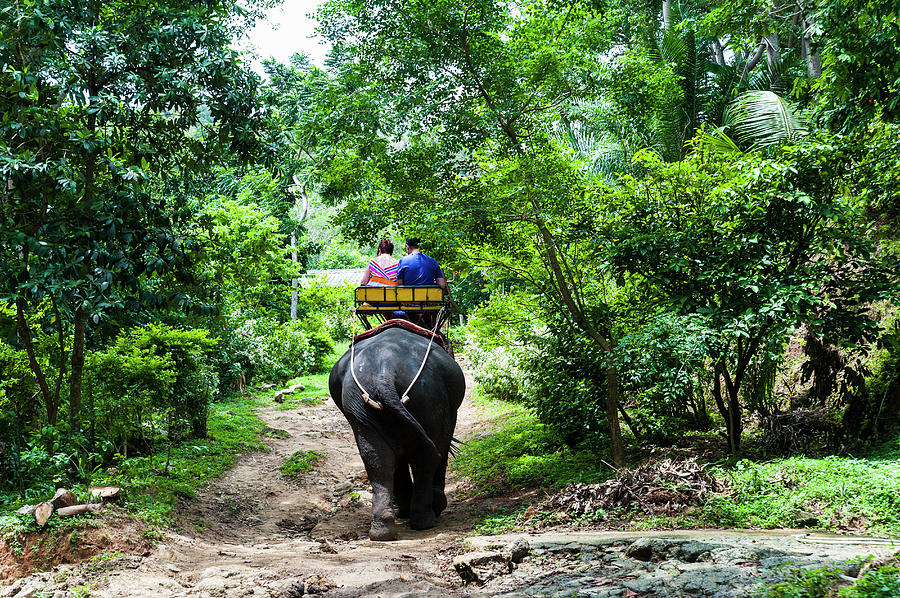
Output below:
[727,90,809,149]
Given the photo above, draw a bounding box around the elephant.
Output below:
[328,326,465,541]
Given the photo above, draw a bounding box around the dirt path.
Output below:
[2,370,504,598]
[3,367,897,598]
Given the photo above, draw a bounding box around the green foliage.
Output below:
[615,314,715,439]
[280,450,325,478]
[525,321,610,448]
[214,314,336,389]
[704,452,900,535]
[86,394,266,527]
[451,395,609,497]
[468,343,532,403]
[193,192,298,315]
[757,565,900,598]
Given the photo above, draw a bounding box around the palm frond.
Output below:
[728,90,809,148]
[687,125,743,156]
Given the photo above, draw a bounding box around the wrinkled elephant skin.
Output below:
[329,328,465,541]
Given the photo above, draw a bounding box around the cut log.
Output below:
[257,383,276,390]
[57,504,103,517]
[34,502,54,527]
[51,488,78,509]
[16,504,37,515]
[89,486,121,502]
[274,387,296,403]
[290,383,306,392]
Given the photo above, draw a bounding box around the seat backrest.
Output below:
[355,285,444,305]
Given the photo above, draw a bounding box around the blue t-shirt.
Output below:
[397,252,445,286]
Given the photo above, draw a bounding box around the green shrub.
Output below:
[86,323,217,451]
[526,324,610,447]
[757,565,900,598]
[468,343,531,403]
[615,314,715,439]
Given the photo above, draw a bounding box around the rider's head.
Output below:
[377,239,394,255]
[405,237,421,253]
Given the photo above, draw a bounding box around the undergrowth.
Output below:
[703,446,900,535]
[280,449,325,478]
[757,564,900,597]
[88,392,267,527]
[450,391,611,498]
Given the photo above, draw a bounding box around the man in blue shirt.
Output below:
[397,238,451,328]
[397,237,449,292]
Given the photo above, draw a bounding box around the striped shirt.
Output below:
[366,259,399,286]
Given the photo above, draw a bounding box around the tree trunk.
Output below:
[711,362,742,454]
[800,19,822,78]
[16,298,56,425]
[68,308,87,444]
[764,33,781,81]
[290,229,298,321]
[662,0,672,29]
[605,366,626,464]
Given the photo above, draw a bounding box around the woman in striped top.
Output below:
[361,239,399,286]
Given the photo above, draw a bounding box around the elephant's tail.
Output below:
[380,387,441,460]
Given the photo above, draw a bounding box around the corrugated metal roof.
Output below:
[301,268,365,287]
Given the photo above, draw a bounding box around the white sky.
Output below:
[242,0,330,73]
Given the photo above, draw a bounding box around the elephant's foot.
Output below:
[432,489,447,516]
[409,509,435,530]
[369,519,398,541]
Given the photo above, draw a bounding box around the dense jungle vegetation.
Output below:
[2,0,899,562]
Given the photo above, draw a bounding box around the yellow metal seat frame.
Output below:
[354,285,448,330]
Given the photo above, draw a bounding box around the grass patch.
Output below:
[269,371,332,410]
[702,452,900,535]
[451,392,610,498]
[85,393,267,528]
[757,564,900,597]
[280,449,325,478]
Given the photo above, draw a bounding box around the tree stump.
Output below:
[34,502,54,527]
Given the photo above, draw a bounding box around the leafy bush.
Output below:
[86,323,217,452]
[468,343,531,403]
[615,314,715,440]
[757,565,900,598]
[214,315,336,388]
[526,324,610,448]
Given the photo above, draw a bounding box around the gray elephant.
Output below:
[329,326,465,541]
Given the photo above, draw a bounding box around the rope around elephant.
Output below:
[349,308,446,410]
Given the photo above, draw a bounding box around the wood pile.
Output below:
[14,486,120,527]
[541,458,729,519]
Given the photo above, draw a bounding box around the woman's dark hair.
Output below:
[377,239,394,255]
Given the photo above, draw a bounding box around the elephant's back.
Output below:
[352,328,464,392]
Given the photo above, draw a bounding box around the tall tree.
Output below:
[314,0,629,464]
[0,0,262,442]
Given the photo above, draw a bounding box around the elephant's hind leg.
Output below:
[355,433,399,541]
[431,455,449,517]
[393,457,413,519]
[408,461,437,530]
